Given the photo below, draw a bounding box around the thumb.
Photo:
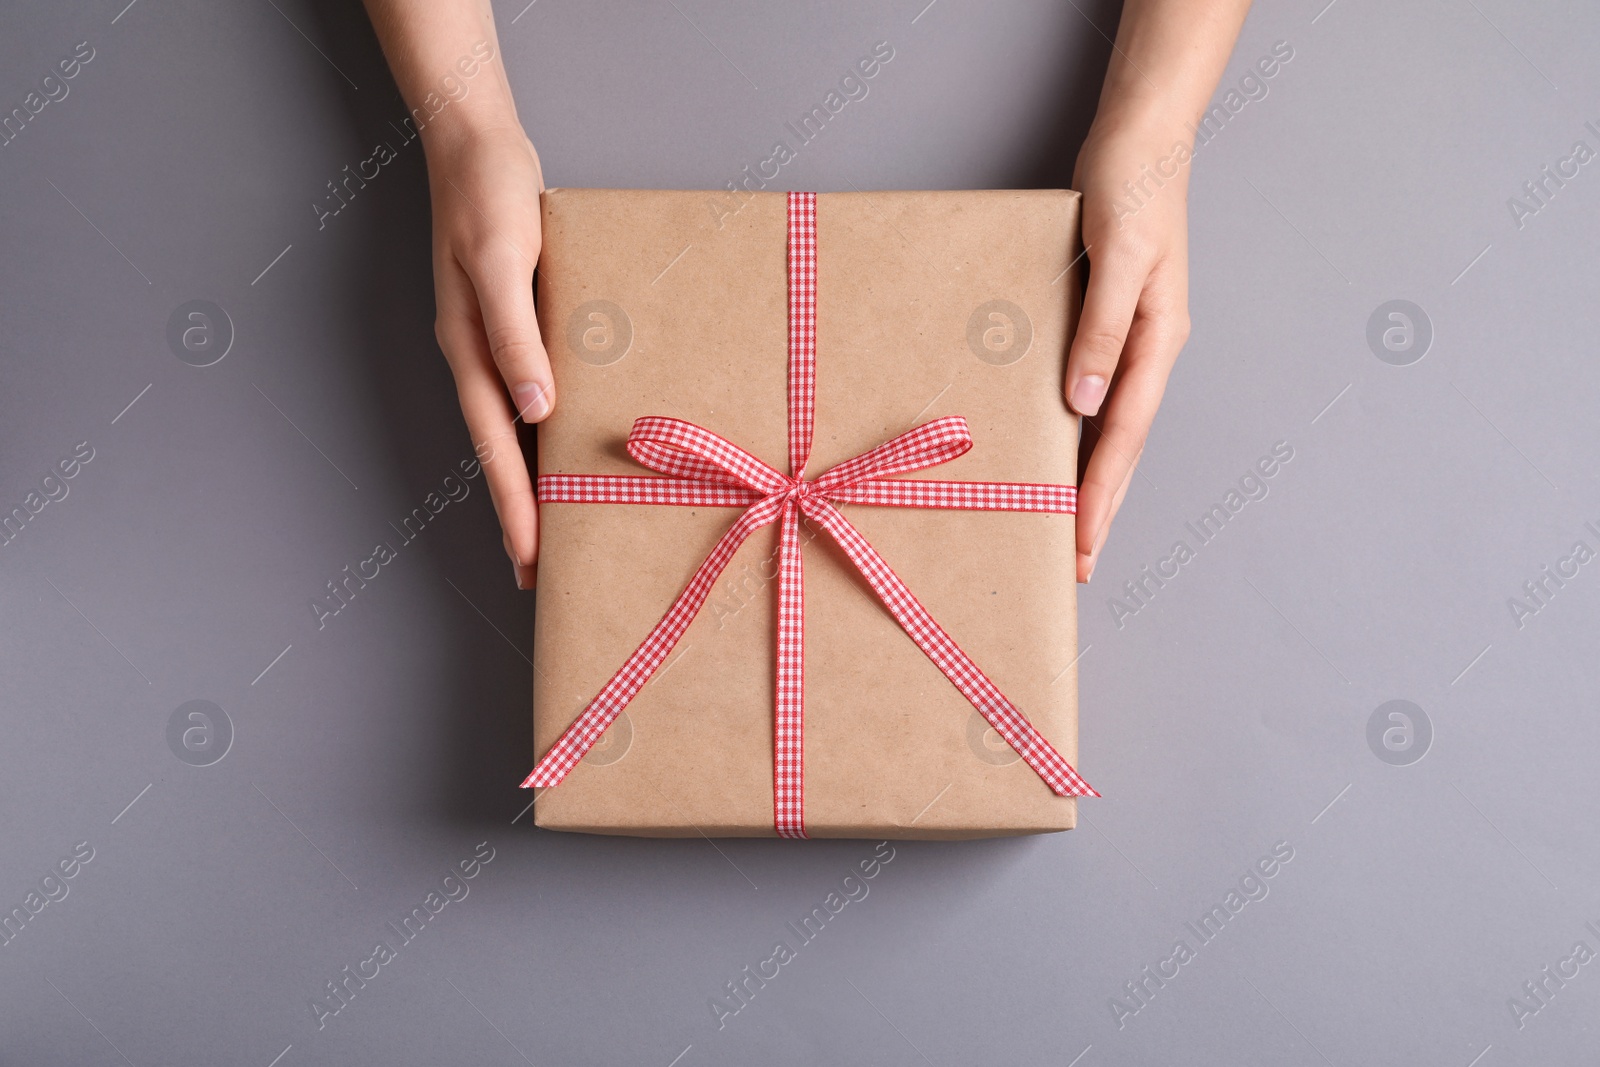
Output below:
[469,251,555,426]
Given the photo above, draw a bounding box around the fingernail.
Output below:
[1071,374,1107,417]
[513,561,530,590]
[512,382,551,421]
[1085,559,1096,583]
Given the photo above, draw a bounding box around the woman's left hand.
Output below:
[1067,115,1193,583]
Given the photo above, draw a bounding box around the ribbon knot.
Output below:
[521,191,1096,838]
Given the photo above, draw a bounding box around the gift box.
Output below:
[524,187,1095,839]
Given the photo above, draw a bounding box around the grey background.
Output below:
[1,0,1596,1063]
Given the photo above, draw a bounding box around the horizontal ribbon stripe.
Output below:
[522,190,1097,835]
[539,474,761,508]
[828,480,1078,512]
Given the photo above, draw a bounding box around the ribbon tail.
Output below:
[800,497,1098,798]
[773,499,807,838]
[521,496,784,788]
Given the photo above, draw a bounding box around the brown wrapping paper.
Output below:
[530,188,1084,839]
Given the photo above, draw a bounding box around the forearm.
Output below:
[361,0,523,156]
[1090,0,1254,148]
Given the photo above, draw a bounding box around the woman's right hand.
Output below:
[425,125,550,589]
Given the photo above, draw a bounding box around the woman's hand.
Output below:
[361,0,553,589]
[1067,114,1192,584]
[426,126,550,590]
[1063,0,1251,584]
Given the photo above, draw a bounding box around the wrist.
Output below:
[1077,100,1197,191]
[418,93,524,163]
[1085,95,1197,156]
[396,41,524,162]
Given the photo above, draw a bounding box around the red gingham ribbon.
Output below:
[522,191,1098,836]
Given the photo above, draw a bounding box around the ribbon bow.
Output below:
[522,192,1096,837]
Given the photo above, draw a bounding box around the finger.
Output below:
[436,261,540,581]
[464,243,555,427]
[527,138,546,193]
[1075,311,1182,582]
[1065,246,1146,418]
[454,354,540,581]
[467,252,547,587]
[1077,439,1136,583]
[505,529,536,591]
[458,360,539,584]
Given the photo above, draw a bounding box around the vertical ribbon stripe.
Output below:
[777,190,817,836]
[774,499,806,837]
[786,191,817,479]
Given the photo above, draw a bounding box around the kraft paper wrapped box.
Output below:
[526,187,1091,839]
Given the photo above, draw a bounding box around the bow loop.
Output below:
[626,416,791,495]
[811,415,973,495]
